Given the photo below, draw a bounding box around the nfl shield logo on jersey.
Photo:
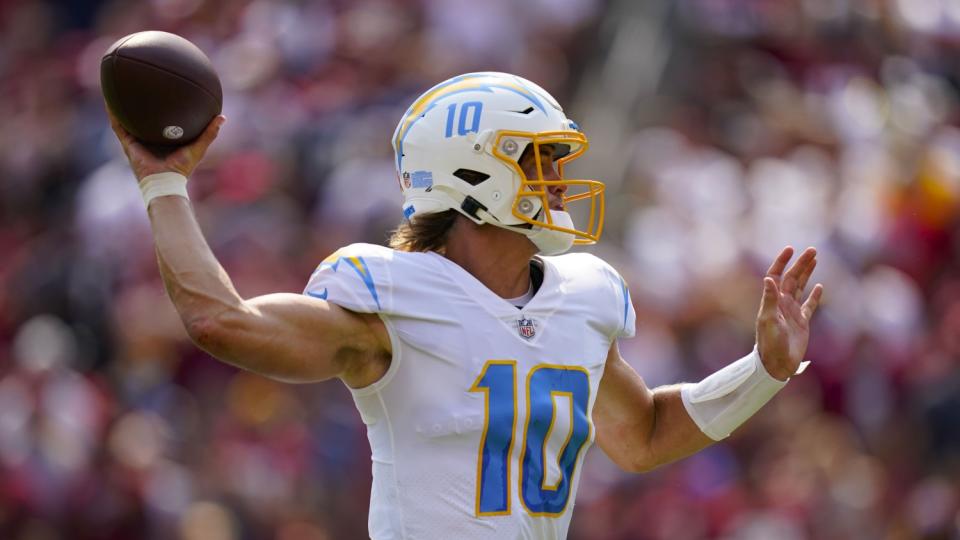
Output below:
[517,317,536,339]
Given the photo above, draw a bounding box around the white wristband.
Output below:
[140,172,189,209]
[680,347,809,441]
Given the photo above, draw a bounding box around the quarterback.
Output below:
[108,72,823,539]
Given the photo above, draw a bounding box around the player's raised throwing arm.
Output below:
[107,111,391,386]
[593,248,823,472]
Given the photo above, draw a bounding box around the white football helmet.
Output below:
[391,72,605,255]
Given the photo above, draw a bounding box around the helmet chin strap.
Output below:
[526,210,576,255]
[459,193,576,255]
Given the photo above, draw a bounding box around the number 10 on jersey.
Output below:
[470,361,591,517]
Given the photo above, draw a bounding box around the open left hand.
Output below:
[757,246,824,381]
[106,107,225,182]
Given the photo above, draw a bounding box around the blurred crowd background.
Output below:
[1,0,959,538]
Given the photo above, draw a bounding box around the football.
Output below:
[100,31,222,147]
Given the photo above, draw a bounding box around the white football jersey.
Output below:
[303,243,636,540]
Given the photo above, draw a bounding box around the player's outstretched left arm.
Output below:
[593,247,823,472]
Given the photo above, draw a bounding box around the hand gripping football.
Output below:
[101,30,222,147]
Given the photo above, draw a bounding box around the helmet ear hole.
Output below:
[453,168,491,186]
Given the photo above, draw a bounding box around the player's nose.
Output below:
[546,167,566,194]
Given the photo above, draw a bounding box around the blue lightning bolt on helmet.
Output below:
[391,72,605,255]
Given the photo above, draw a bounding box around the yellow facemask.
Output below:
[492,130,606,245]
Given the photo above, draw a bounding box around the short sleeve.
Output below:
[303,243,392,314]
[551,252,637,340]
[616,274,637,339]
[590,254,637,339]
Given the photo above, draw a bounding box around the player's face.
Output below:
[519,144,566,211]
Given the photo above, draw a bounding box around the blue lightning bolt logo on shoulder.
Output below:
[306,251,380,309]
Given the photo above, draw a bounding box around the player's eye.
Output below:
[535,146,555,166]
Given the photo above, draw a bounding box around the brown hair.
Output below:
[388,210,461,253]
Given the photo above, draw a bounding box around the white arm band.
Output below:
[140,172,189,209]
[680,347,809,441]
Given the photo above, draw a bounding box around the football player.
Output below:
[108,72,823,539]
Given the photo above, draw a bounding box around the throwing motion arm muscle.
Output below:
[150,196,390,385]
